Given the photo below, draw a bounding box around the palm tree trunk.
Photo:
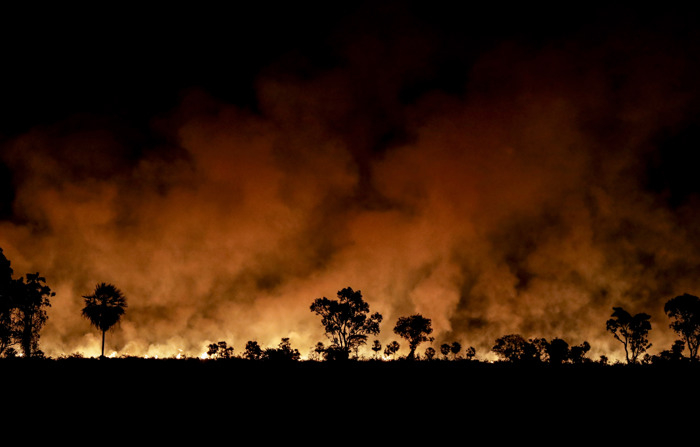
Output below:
[101,330,105,358]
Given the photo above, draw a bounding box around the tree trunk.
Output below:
[101,330,105,358]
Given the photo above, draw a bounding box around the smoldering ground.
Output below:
[1,4,700,360]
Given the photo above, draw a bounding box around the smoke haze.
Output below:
[2,4,700,360]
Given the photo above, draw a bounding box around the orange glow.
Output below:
[1,5,698,364]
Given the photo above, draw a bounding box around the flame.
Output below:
[0,5,697,363]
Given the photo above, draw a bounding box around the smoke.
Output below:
[1,5,700,361]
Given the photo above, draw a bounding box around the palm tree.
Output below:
[82,283,127,358]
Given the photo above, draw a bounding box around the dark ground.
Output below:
[3,357,697,440]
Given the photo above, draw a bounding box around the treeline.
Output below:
[0,248,127,359]
[2,246,700,366]
[186,286,700,367]
[0,248,54,358]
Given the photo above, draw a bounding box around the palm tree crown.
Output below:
[82,282,127,357]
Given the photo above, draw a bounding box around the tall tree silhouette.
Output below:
[310,287,382,360]
[0,248,14,356]
[82,283,127,358]
[393,314,433,360]
[606,307,652,364]
[13,273,54,357]
[664,293,700,360]
[0,250,54,357]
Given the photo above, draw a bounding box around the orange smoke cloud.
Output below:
[1,5,699,362]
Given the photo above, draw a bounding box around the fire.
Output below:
[0,5,697,363]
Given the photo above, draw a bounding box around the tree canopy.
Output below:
[546,338,570,365]
[492,334,538,363]
[664,293,700,360]
[263,338,300,361]
[393,314,434,360]
[82,282,127,358]
[208,341,234,359]
[0,248,14,356]
[310,287,382,359]
[606,307,652,364]
[243,340,263,360]
[15,273,54,357]
[0,248,54,358]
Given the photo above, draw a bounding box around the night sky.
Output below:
[2,3,700,361]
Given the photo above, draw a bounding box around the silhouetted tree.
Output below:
[450,341,462,359]
[440,343,450,360]
[208,341,234,359]
[546,338,570,365]
[569,341,591,364]
[310,287,382,360]
[82,282,127,358]
[323,345,349,361]
[529,337,549,362]
[371,340,382,359]
[543,338,590,365]
[492,334,538,363]
[393,314,433,360]
[664,293,700,360]
[243,340,263,360]
[653,340,686,364]
[263,338,301,361]
[464,346,476,361]
[0,248,11,283]
[384,340,400,359]
[425,346,436,360]
[606,307,652,364]
[310,342,326,361]
[13,273,54,357]
[0,248,14,356]
[0,250,54,358]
